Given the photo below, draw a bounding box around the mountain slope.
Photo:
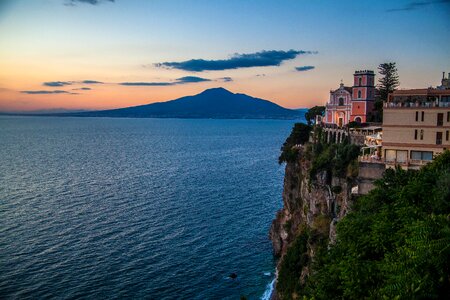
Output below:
[65,87,303,119]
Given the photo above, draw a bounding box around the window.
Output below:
[446,130,449,141]
[385,150,396,162]
[436,132,443,145]
[396,151,408,163]
[437,113,443,126]
[414,129,418,140]
[411,151,433,161]
[338,97,344,106]
[358,77,362,86]
[357,90,362,98]
[385,150,407,163]
[415,111,419,121]
[447,111,450,122]
[421,111,424,122]
[420,129,424,140]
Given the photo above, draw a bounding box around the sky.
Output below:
[0,0,449,112]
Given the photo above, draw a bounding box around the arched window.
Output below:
[358,77,362,86]
[338,97,344,106]
[357,90,362,98]
[355,117,362,123]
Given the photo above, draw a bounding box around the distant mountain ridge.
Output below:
[61,87,304,119]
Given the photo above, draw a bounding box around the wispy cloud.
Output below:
[386,0,450,12]
[120,82,173,86]
[120,76,211,86]
[295,66,315,72]
[81,80,104,84]
[65,0,114,6]
[43,80,103,87]
[72,87,92,90]
[43,81,72,87]
[155,50,317,72]
[21,90,76,95]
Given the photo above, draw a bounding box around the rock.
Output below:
[229,273,237,279]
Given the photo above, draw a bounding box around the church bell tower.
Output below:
[351,70,375,123]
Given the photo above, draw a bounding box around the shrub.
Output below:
[279,123,312,164]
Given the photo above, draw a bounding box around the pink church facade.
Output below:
[324,70,376,127]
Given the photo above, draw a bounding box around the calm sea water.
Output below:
[0,116,299,299]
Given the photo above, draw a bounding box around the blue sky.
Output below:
[0,0,449,111]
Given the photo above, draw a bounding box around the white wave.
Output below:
[260,277,276,300]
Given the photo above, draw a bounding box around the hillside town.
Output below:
[311,68,450,194]
[317,69,450,168]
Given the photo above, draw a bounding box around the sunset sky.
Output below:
[0,0,449,112]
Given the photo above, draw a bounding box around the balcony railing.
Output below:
[384,101,450,108]
[359,155,432,167]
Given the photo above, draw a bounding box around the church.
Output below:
[323,70,376,127]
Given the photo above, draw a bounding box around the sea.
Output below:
[0,116,301,299]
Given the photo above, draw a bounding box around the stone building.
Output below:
[382,88,450,169]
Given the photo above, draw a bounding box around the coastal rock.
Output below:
[269,146,356,298]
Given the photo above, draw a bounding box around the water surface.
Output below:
[0,116,298,299]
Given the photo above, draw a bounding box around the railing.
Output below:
[384,102,450,108]
[359,155,385,164]
[358,156,431,167]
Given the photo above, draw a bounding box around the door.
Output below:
[338,118,343,127]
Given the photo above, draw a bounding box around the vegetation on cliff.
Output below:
[304,106,325,126]
[279,151,450,299]
[305,127,360,180]
[279,123,311,164]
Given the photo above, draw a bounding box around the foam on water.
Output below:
[261,277,276,300]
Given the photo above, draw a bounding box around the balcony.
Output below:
[384,101,450,109]
[359,156,432,167]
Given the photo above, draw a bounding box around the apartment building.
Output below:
[382,88,450,169]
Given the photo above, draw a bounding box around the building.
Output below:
[382,88,450,169]
[439,72,450,89]
[323,70,376,127]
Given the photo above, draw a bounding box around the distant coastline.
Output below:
[1,88,307,120]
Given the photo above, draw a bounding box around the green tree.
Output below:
[279,123,311,164]
[296,151,450,299]
[305,106,325,126]
[378,62,399,102]
[374,62,399,122]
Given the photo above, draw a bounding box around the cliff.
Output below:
[270,132,359,299]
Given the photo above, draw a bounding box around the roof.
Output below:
[331,86,352,94]
[391,88,450,96]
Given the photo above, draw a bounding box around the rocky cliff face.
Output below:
[269,146,356,298]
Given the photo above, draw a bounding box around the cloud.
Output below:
[21,90,75,94]
[177,76,211,83]
[65,0,114,6]
[155,50,317,72]
[81,80,103,84]
[119,76,211,86]
[295,66,315,72]
[386,0,450,12]
[220,77,233,82]
[43,81,72,87]
[120,82,173,86]
[72,87,92,90]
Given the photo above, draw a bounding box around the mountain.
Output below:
[62,87,303,119]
